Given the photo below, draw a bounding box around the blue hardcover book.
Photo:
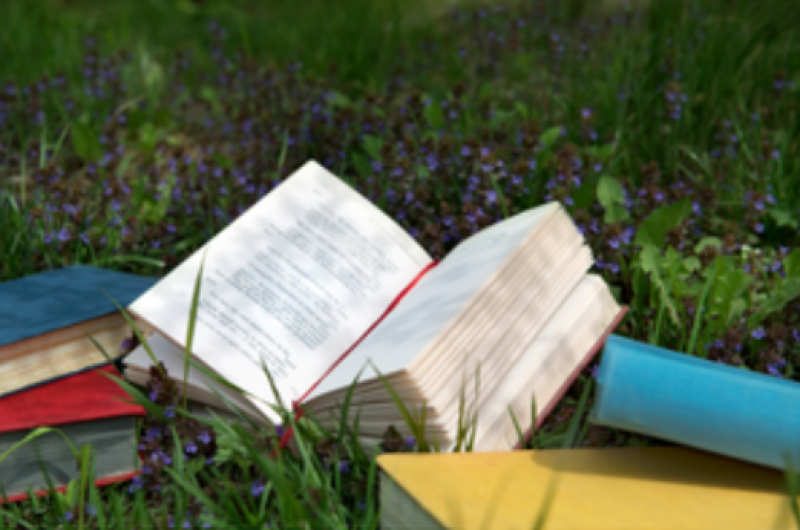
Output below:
[0,265,158,396]
[589,334,800,471]
[0,265,158,347]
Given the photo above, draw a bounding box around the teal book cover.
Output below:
[0,265,158,349]
[589,334,800,471]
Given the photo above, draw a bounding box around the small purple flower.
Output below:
[339,460,350,474]
[754,222,764,234]
[461,145,471,157]
[767,359,786,377]
[185,441,198,454]
[405,435,415,449]
[581,108,592,119]
[485,190,498,204]
[145,426,162,441]
[197,430,212,444]
[590,364,599,378]
[164,406,176,419]
[751,327,766,340]
[129,475,144,494]
[251,480,265,497]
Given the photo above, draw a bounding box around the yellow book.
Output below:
[377,446,798,529]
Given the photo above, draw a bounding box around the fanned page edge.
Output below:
[513,305,629,450]
[300,202,562,404]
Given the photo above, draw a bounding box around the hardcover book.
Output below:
[0,265,158,397]
[377,446,798,529]
[589,334,800,471]
[124,160,625,453]
[0,365,144,503]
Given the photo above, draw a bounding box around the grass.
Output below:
[1,0,800,526]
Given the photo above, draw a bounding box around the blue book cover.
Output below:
[589,334,800,471]
[0,265,158,349]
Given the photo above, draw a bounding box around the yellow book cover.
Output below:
[377,446,798,529]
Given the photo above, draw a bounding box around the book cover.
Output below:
[0,364,145,432]
[378,446,797,529]
[0,265,158,348]
[589,334,800,471]
[0,365,145,503]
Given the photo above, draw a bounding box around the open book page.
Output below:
[303,203,558,404]
[129,161,432,424]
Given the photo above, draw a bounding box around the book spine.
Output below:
[587,335,800,470]
[513,306,628,450]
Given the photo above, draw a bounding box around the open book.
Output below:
[124,160,624,453]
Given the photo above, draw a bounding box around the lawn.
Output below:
[1,0,799,527]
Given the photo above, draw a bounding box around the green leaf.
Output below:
[199,86,222,114]
[596,174,629,223]
[351,153,372,179]
[694,236,723,254]
[697,256,754,330]
[639,244,681,329]
[514,102,529,120]
[748,276,800,327]
[572,177,596,210]
[768,208,798,229]
[784,249,800,278]
[596,142,615,163]
[71,121,102,162]
[682,256,701,273]
[362,134,383,162]
[634,199,692,247]
[422,97,445,130]
[687,267,717,358]
[213,153,234,170]
[538,126,563,152]
[326,90,352,109]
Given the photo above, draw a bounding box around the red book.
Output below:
[0,364,145,503]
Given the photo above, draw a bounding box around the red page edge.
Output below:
[0,470,138,505]
[513,305,629,450]
[273,260,440,456]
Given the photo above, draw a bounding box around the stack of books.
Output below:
[3,160,798,528]
[0,266,156,502]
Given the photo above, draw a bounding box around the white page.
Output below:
[129,161,432,425]
[304,203,558,402]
